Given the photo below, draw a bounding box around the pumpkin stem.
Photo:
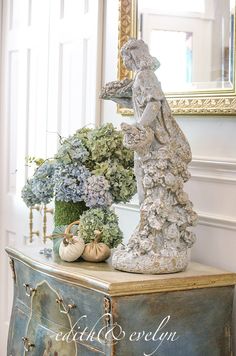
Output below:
[64,220,80,236]
[63,234,75,246]
[94,230,102,243]
[63,238,70,246]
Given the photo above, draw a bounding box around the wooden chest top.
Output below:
[6,246,236,297]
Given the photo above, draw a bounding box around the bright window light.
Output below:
[139,0,205,13]
[150,30,193,91]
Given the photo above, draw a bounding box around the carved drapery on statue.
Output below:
[101,39,198,274]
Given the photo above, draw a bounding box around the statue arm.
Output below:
[100,79,133,109]
[139,101,170,144]
[136,71,163,127]
[139,101,161,127]
[108,97,133,109]
[135,71,170,144]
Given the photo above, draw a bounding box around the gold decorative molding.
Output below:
[118,0,136,82]
[118,0,236,116]
[117,0,136,115]
[168,96,236,115]
[118,95,236,117]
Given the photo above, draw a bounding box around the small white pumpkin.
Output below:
[59,220,85,262]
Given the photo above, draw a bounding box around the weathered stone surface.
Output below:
[101,39,198,274]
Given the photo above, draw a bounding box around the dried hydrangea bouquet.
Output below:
[101,39,198,274]
[21,124,136,251]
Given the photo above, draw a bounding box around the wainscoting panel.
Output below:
[0,1,103,353]
[190,158,236,183]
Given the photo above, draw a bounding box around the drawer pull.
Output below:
[56,298,76,314]
[23,283,37,297]
[22,337,35,352]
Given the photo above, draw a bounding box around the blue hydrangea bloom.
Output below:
[21,179,41,207]
[84,175,113,208]
[54,163,90,203]
[31,161,55,204]
[21,161,55,206]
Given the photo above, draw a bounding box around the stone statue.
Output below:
[101,39,198,274]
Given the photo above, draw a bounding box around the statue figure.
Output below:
[101,39,198,274]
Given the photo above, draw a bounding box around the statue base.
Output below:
[112,247,188,274]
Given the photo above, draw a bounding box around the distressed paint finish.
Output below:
[111,287,234,356]
[6,247,236,355]
[7,260,107,355]
[25,281,77,356]
[8,306,29,356]
[14,260,106,335]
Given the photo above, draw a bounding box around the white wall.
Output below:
[0,0,103,352]
[101,0,236,350]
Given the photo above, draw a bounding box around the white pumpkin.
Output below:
[58,220,85,262]
[59,235,85,262]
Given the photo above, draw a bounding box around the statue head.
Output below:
[121,38,160,72]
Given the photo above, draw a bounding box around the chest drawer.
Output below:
[8,305,29,356]
[13,259,109,353]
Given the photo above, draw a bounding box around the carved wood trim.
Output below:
[117,0,136,82]
[103,296,112,328]
[168,96,236,115]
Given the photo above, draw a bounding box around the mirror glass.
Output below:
[138,0,235,93]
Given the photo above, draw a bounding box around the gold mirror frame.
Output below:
[118,0,236,115]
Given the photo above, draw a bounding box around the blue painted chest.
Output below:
[6,247,236,356]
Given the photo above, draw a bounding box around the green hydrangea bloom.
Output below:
[56,123,136,204]
[22,123,136,228]
[93,160,136,203]
[79,208,123,248]
[73,128,94,169]
[88,123,134,168]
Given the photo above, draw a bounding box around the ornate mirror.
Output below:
[118,0,236,115]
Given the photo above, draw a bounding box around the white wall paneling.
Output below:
[0,0,103,352]
[0,0,6,345]
[0,1,50,351]
[114,158,236,239]
[47,0,104,155]
[186,158,236,223]
[190,158,236,183]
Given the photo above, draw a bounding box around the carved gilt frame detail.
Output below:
[118,0,236,116]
